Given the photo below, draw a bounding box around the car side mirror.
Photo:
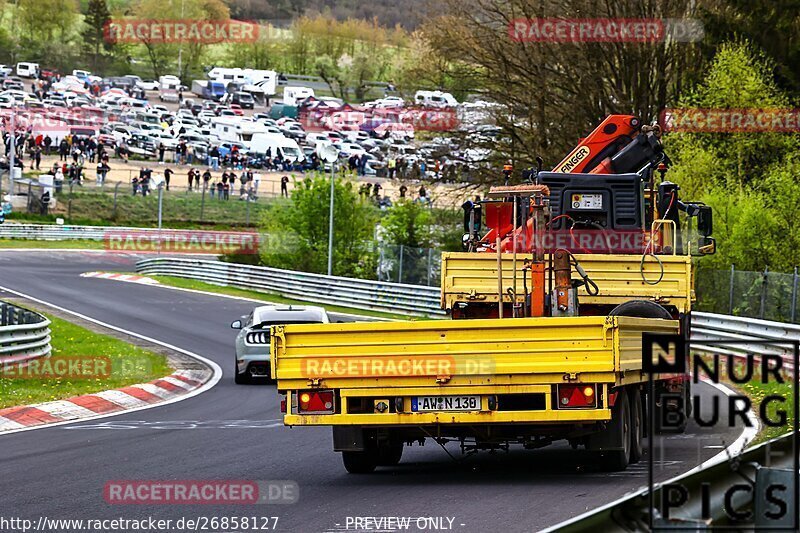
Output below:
[697,206,713,237]
[231,320,242,329]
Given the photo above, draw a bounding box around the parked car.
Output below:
[231,305,330,383]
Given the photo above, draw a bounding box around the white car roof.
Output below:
[252,305,329,325]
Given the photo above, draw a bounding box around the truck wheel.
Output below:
[234,362,249,384]
[629,387,644,464]
[589,388,631,471]
[342,450,379,474]
[377,442,403,466]
[609,300,672,319]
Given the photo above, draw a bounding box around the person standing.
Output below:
[202,168,212,191]
[280,175,289,197]
[187,168,195,191]
[43,135,52,156]
[164,167,173,191]
[399,184,407,198]
[58,139,69,161]
[158,142,165,163]
[96,160,109,187]
[33,145,41,170]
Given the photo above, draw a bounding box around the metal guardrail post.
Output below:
[113,182,121,220]
[427,248,433,287]
[398,245,404,284]
[760,267,769,319]
[791,266,798,323]
[729,264,735,315]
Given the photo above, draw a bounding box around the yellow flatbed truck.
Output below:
[270,116,714,473]
[271,254,697,473]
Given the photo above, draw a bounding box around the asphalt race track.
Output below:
[0,251,745,533]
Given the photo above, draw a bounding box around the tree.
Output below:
[83,0,113,73]
[134,0,230,79]
[420,0,704,178]
[381,200,433,248]
[259,174,379,278]
[665,42,800,272]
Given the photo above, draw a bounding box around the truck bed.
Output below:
[271,315,678,426]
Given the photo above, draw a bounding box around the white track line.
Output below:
[541,378,760,532]
[0,283,222,436]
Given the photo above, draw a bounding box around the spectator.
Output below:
[187,168,195,191]
[43,135,52,156]
[58,139,69,161]
[132,175,140,196]
[141,168,151,196]
[399,184,407,198]
[202,168,212,191]
[164,167,173,191]
[222,180,230,200]
[280,175,289,197]
[96,161,109,187]
[358,154,367,176]
[209,146,220,170]
[216,180,223,199]
[32,145,41,170]
[158,143,165,163]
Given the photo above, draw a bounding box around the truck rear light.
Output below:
[556,384,597,409]
[280,395,286,413]
[297,390,336,414]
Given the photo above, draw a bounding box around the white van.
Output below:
[250,133,304,162]
[16,62,39,78]
[283,86,315,106]
[212,117,270,145]
[414,90,458,107]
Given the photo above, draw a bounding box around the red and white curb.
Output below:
[0,369,209,432]
[81,271,159,285]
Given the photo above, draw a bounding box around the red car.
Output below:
[229,104,244,116]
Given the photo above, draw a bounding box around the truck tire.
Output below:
[342,450,379,474]
[609,300,672,319]
[589,388,631,471]
[377,442,403,466]
[629,387,644,464]
[234,361,249,384]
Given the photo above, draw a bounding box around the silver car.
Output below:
[231,305,329,384]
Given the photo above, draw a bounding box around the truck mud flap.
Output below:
[333,426,376,452]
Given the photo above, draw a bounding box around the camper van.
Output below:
[16,62,39,79]
[282,86,315,106]
[207,68,277,94]
[414,90,458,107]
[250,132,304,163]
[212,117,270,145]
[159,75,181,103]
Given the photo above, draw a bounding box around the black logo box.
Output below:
[642,333,799,531]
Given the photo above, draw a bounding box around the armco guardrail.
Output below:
[692,311,798,372]
[0,301,51,365]
[135,257,444,317]
[0,223,249,242]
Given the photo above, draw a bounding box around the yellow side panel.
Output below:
[441,252,694,313]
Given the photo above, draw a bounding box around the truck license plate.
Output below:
[411,395,480,412]
[571,193,603,209]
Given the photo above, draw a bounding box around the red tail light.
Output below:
[556,384,597,409]
[297,390,336,414]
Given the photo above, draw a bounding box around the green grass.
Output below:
[0,239,107,249]
[150,275,419,321]
[11,189,274,229]
[739,378,795,443]
[693,352,795,443]
[0,314,172,409]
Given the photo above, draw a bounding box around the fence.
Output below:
[696,266,800,323]
[135,257,445,317]
[0,301,52,366]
